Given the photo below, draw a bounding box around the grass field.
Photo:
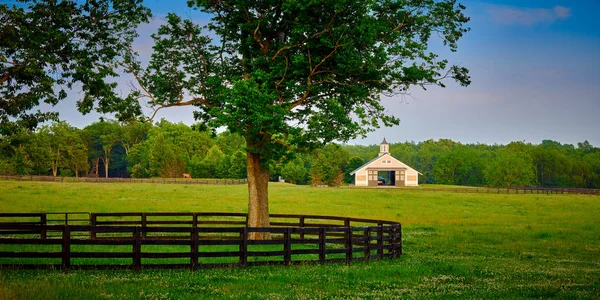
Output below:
[0,181,599,299]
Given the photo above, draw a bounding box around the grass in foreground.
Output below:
[0,181,599,299]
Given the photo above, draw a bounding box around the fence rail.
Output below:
[0,213,401,270]
[380,186,600,195]
[0,175,247,185]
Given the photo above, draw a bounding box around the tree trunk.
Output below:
[246,151,270,240]
[52,148,59,177]
[104,157,109,178]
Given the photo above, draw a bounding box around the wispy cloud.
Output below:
[487,5,572,26]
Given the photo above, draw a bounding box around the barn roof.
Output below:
[349,153,421,175]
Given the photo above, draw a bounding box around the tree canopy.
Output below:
[0,0,151,135]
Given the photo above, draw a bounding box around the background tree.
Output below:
[433,144,482,185]
[119,121,151,157]
[345,156,365,184]
[99,0,470,236]
[484,151,535,188]
[310,144,349,186]
[0,0,151,135]
[281,155,310,185]
[36,121,80,177]
[99,121,122,178]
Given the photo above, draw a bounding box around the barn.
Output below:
[350,138,421,187]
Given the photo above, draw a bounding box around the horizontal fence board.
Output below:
[290,249,321,255]
[247,251,285,257]
[0,252,62,258]
[146,221,195,225]
[197,221,246,225]
[0,238,62,245]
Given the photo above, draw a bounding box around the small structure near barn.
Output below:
[350,138,421,187]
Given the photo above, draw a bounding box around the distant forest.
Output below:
[1,120,599,189]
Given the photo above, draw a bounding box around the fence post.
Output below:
[377,223,384,259]
[240,228,248,267]
[133,227,141,271]
[319,228,326,264]
[364,228,371,262]
[284,228,292,266]
[299,216,305,240]
[345,227,353,266]
[40,214,47,239]
[191,227,198,270]
[141,213,147,239]
[90,214,97,239]
[62,225,71,271]
[397,224,403,257]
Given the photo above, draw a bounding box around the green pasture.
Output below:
[0,181,599,299]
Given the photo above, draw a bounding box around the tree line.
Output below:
[341,139,600,189]
[3,119,597,189]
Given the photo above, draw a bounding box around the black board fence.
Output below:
[0,213,401,270]
[369,186,600,195]
[0,175,247,185]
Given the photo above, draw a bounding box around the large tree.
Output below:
[93,0,470,238]
[0,0,150,135]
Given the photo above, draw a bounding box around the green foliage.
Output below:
[281,155,310,185]
[484,151,535,188]
[0,0,151,134]
[310,144,349,186]
[433,145,483,185]
[345,156,365,184]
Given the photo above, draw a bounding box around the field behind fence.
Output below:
[2,175,598,195]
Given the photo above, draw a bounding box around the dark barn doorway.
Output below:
[377,170,396,186]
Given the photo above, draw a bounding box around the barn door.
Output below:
[396,170,405,186]
[367,170,378,186]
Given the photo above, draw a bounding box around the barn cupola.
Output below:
[379,138,389,156]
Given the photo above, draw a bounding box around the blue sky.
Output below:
[52,0,600,147]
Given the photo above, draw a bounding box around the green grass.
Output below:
[1,181,599,299]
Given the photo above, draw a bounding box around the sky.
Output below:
[46,0,600,147]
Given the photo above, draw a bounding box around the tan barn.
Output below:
[350,138,420,187]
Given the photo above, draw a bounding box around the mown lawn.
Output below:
[0,180,599,299]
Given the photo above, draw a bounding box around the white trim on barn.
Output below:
[350,139,421,187]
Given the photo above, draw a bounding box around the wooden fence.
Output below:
[0,175,247,185]
[0,213,401,270]
[387,186,600,195]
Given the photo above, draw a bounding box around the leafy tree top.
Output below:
[112,0,470,164]
[0,0,151,135]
